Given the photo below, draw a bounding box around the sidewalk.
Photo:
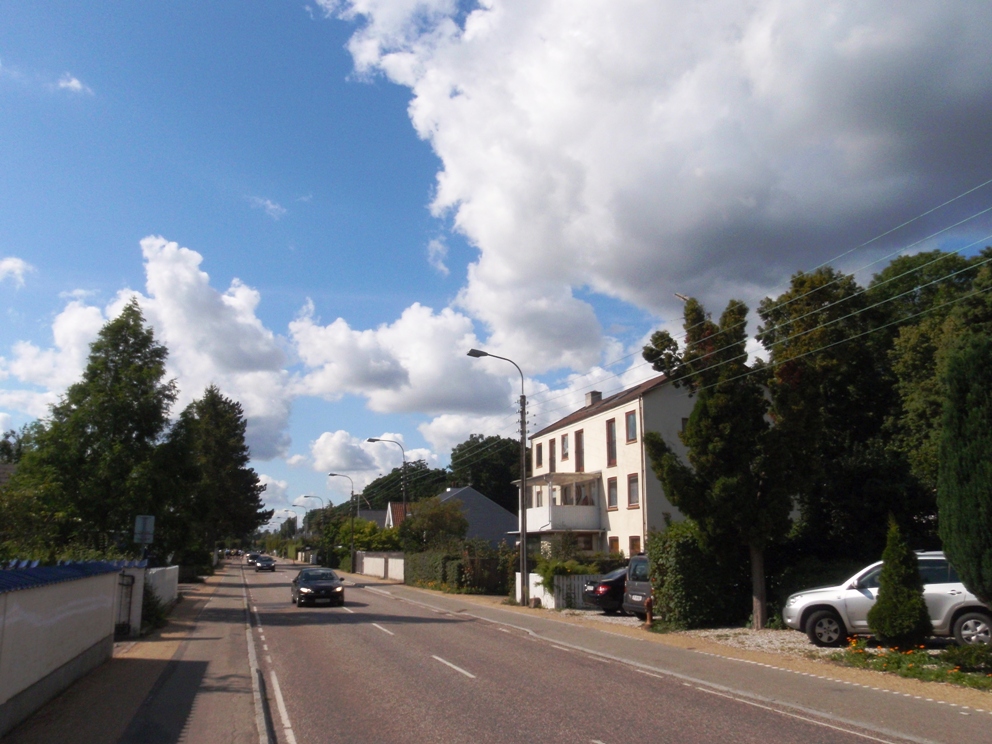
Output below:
[4,563,260,744]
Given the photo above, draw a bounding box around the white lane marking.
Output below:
[241,573,269,744]
[364,587,393,597]
[263,645,269,651]
[269,670,298,744]
[432,655,476,679]
[592,740,607,744]
[372,623,395,636]
[266,656,272,664]
[550,645,572,652]
[692,685,899,744]
[341,606,355,614]
[498,628,510,633]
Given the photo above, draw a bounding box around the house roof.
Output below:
[530,374,669,439]
[385,502,411,528]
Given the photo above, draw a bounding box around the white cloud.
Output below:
[248,196,287,220]
[325,1,992,371]
[0,412,10,432]
[0,257,33,287]
[286,454,308,467]
[57,73,92,95]
[259,474,290,510]
[427,238,449,275]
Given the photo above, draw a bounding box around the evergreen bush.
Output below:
[867,518,933,647]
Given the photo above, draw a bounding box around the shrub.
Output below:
[867,518,933,647]
[534,558,598,593]
[647,520,749,629]
[141,583,168,633]
[941,643,992,674]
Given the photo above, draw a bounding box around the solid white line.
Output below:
[269,671,297,744]
[692,685,899,743]
[432,655,476,679]
[372,623,395,636]
[241,577,269,744]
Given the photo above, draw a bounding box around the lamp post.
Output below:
[467,348,529,606]
[328,473,355,572]
[366,438,407,517]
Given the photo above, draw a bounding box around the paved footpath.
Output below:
[4,562,264,744]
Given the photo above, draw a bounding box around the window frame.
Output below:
[608,536,620,554]
[629,535,641,556]
[627,473,640,508]
[625,411,637,443]
[535,442,543,468]
[548,437,556,473]
[561,433,569,460]
[607,477,618,510]
[606,418,617,468]
[575,429,585,472]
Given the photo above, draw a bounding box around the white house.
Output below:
[521,374,694,557]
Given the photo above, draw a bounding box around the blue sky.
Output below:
[3,2,992,523]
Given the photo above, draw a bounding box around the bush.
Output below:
[141,583,169,633]
[534,559,598,593]
[941,643,992,674]
[647,520,749,629]
[867,518,933,647]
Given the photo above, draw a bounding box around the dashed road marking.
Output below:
[372,623,395,636]
[432,655,476,679]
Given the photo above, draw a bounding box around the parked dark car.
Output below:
[622,554,651,620]
[583,567,628,614]
[292,568,345,607]
[245,552,260,565]
[255,555,277,572]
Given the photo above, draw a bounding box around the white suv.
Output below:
[783,551,992,647]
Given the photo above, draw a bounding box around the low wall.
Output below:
[0,564,119,737]
[353,552,404,580]
[145,566,178,607]
[514,573,603,608]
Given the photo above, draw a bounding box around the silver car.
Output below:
[783,551,992,647]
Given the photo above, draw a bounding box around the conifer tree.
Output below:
[867,517,932,647]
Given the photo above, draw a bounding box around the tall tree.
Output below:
[4,299,177,554]
[361,460,449,510]
[643,298,792,628]
[937,334,992,605]
[398,496,468,552]
[448,434,522,513]
[170,386,272,555]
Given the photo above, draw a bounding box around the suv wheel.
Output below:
[953,612,992,646]
[805,610,846,647]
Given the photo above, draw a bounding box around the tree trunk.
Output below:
[749,542,767,630]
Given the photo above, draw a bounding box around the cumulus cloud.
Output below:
[290,300,510,414]
[248,196,287,220]
[324,0,992,369]
[258,474,290,510]
[427,238,449,275]
[57,73,92,94]
[286,454,308,467]
[0,257,33,287]
[0,412,10,432]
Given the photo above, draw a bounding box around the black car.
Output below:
[255,555,277,572]
[292,568,345,607]
[583,567,628,614]
[245,552,260,565]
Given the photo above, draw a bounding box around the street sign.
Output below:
[134,515,155,544]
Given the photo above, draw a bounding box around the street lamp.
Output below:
[366,438,407,517]
[328,473,355,572]
[467,347,529,606]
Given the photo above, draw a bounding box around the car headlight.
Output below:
[299,587,313,594]
[786,595,802,607]
[334,586,343,592]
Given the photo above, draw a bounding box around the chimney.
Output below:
[585,391,602,406]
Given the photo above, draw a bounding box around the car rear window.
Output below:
[629,559,649,581]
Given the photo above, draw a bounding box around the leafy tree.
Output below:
[867,517,932,647]
[361,459,449,510]
[3,300,177,555]
[398,497,468,553]
[448,434,523,514]
[937,334,992,604]
[170,385,272,554]
[643,298,792,628]
[0,427,27,464]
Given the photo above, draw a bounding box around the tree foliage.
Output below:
[398,497,468,553]
[867,518,933,647]
[937,334,992,604]
[449,434,522,514]
[643,298,793,628]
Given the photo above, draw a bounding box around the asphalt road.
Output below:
[242,562,991,744]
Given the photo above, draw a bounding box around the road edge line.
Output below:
[242,566,275,744]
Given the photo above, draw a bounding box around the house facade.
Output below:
[522,374,693,557]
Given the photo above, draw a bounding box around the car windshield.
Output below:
[302,570,337,582]
[629,561,649,581]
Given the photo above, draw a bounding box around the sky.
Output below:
[3,1,992,526]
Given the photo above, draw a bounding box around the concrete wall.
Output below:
[353,552,404,580]
[145,566,178,607]
[0,572,117,737]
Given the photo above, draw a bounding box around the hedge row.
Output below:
[405,550,510,594]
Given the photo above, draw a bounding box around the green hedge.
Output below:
[405,550,509,594]
[646,520,749,629]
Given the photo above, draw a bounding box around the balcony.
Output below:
[525,502,602,532]
[516,471,604,533]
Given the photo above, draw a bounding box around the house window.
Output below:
[549,437,556,473]
[575,535,593,552]
[535,486,543,508]
[575,430,585,472]
[626,411,637,442]
[561,433,569,460]
[606,419,617,467]
[575,481,596,506]
[536,443,543,468]
[629,536,641,555]
[628,473,640,507]
[560,484,573,505]
[608,536,620,554]
[607,477,618,509]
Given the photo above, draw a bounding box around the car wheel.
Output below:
[953,612,992,646]
[805,610,846,647]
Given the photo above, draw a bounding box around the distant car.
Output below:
[245,552,260,565]
[292,568,345,607]
[583,567,628,614]
[783,551,992,647]
[622,554,651,620]
[255,556,277,572]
